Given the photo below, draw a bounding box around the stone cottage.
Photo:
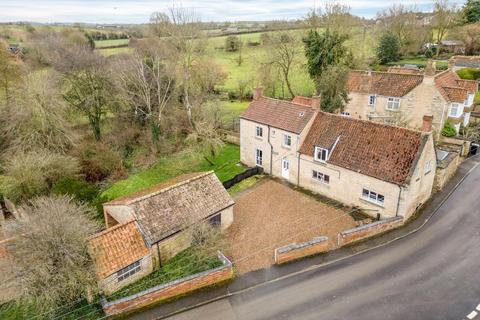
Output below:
[240,95,436,220]
[88,171,234,294]
[339,63,478,136]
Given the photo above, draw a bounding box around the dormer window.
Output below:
[386,97,400,111]
[256,126,263,138]
[314,147,329,162]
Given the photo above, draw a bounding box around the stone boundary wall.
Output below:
[101,252,233,316]
[274,236,329,265]
[338,216,404,247]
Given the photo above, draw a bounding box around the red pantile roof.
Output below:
[241,97,316,134]
[291,96,314,107]
[434,70,477,103]
[387,66,423,75]
[88,221,149,278]
[347,71,424,97]
[299,112,427,185]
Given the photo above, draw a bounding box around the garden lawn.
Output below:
[101,144,245,201]
[388,57,448,69]
[97,47,133,56]
[220,100,250,125]
[107,247,223,301]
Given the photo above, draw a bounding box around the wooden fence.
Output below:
[223,167,263,189]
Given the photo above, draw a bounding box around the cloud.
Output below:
[0,0,467,23]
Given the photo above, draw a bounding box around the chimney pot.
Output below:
[253,87,264,100]
[422,115,433,132]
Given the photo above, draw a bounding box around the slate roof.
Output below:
[434,70,477,103]
[451,55,480,69]
[88,221,149,278]
[241,97,316,134]
[105,172,234,245]
[299,112,427,186]
[347,71,424,97]
[441,40,465,46]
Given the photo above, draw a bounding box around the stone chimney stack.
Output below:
[422,115,433,132]
[448,57,455,70]
[425,60,437,77]
[311,95,321,109]
[253,87,264,100]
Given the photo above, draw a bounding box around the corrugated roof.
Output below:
[241,97,316,134]
[299,112,426,186]
[88,221,149,278]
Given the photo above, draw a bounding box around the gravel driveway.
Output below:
[226,179,357,274]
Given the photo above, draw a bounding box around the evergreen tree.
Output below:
[463,0,480,24]
[377,32,401,64]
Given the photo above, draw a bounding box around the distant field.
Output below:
[94,38,129,48]
[98,46,133,56]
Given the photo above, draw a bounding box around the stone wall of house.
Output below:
[240,119,273,172]
[344,79,448,133]
[99,254,154,295]
[298,155,404,219]
[434,152,460,191]
[400,135,436,221]
[338,217,404,246]
[220,206,234,230]
[101,253,233,317]
[274,236,329,264]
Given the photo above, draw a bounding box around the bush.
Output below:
[377,32,401,64]
[73,142,125,182]
[52,177,99,204]
[225,35,241,52]
[442,122,457,137]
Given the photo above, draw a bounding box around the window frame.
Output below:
[255,126,263,138]
[448,103,463,118]
[283,134,292,147]
[340,111,350,116]
[424,160,432,175]
[312,170,330,184]
[314,147,329,163]
[386,97,401,111]
[255,148,263,167]
[368,95,376,106]
[361,188,385,206]
[117,260,141,282]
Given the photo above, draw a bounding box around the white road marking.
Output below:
[476,304,480,311]
[467,311,478,319]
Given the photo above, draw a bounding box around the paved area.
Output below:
[152,155,480,320]
[226,179,357,274]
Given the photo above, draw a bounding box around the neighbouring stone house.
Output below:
[439,40,465,54]
[338,63,478,136]
[240,95,436,220]
[88,171,235,294]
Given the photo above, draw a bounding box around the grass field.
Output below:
[220,100,250,125]
[101,143,245,201]
[94,38,129,48]
[98,46,133,56]
[388,57,449,69]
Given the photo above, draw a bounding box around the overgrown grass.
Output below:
[0,299,103,320]
[220,100,250,125]
[456,68,480,80]
[94,39,129,48]
[97,47,133,56]
[107,247,223,301]
[227,175,263,197]
[101,144,245,201]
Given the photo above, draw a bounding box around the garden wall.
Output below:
[101,252,233,317]
[338,217,404,247]
[274,236,329,264]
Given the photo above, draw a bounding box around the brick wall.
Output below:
[275,236,329,264]
[338,217,404,247]
[101,252,233,317]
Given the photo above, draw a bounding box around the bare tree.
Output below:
[264,32,299,98]
[432,0,459,54]
[305,2,355,35]
[5,196,99,313]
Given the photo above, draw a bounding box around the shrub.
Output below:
[225,35,241,52]
[52,177,99,204]
[73,142,125,182]
[456,68,480,80]
[442,122,457,137]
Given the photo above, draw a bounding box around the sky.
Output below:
[0,0,467,24]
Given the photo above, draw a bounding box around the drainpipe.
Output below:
[267,125,273,174]
[396,185,402,217]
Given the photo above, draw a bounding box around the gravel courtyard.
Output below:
[226,179,357,274]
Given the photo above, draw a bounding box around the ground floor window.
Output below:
[117,260,141,282]
[256,149,263,166]
[312,170,330,184]
[362,188,385,206]
[209,213,222,227]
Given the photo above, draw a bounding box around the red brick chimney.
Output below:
[311,95,321,109]
[422,115,433,132]
[253,87,264,100]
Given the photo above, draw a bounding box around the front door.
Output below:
[282,158,290,179]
